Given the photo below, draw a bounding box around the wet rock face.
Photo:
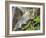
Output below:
[12,7,23,30]
[12,7,40,31]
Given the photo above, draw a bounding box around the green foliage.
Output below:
[21,16,40,31]
[34,16,40,23]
